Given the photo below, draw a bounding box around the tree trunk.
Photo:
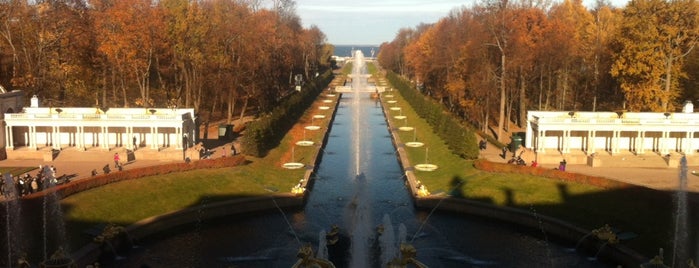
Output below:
[498,53,506,141]
[518,68,526,128]
[663,54,673,112]
[239,96,249,122]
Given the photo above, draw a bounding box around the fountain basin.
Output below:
[398,126,414,131]
[296,140,315,146]
[386,100,397,104]
[414,163,438,171]
[313,115,326,119]
[390,107,401,111]
[394,115,407,120]
[305,126,321,131]
[326,94,336,97]
[405,142,424,148]
[323,100,333,103]
[385,94,394,98]
[319,106,330,110]
[40,258,76,268]
[282,162,305,169]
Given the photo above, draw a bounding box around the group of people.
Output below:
[1,165,60,198]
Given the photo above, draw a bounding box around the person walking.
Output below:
[113,153,120,169]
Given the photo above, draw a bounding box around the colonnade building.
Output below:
[2,95,196,161]
[526,102,699,167]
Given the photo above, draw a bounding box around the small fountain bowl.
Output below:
[326,94,336,97]
[323,100,333,103]
[394,115,407,120]
[282,162,305,169]
[386,100,397,104]
[398,126,414,131]
[414,164,438,171]
[296,140,315,146]
[405,142,424,148]
[389,107,401,111]
[313,115,326,119]
[319,106,330,110]
[305,125,321,131]
[385,94,394,98]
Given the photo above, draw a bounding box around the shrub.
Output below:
[387,72,479,159]
[241,71,333,157]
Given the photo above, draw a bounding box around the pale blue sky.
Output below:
[296,0,629,45]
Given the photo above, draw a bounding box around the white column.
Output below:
[638,131,645,155]
[176,127,183,149]
[684,131,694,155]
[102,126,109,149]
[536,130,546,153]
[150,127,157,149]
[54,126,61,150]
[30,126,37,150]
[660,131,670,155]
[588,130,596,154]
[51,126,56,150]
[562,130,569,154]
[76,126,82,150]
[5,125,11,149]
[127,126,133,150]
[612,130,620,155]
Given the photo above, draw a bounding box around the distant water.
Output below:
[333,45,380,58]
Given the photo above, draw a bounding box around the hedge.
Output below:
[386,72,479,159]
[240,70,334,157]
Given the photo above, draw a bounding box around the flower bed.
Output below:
[473,159,636,189]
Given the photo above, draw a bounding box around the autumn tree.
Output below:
[93,0,164,108]
[611,0,699,112]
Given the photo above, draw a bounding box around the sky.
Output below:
[295,0,628,46]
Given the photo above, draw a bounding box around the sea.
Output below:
[333,45,380,58]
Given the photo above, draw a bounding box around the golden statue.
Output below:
[291,244,336,268]
[386,243,428,268]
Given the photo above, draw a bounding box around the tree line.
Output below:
[378,0,699,141]
[0,0,333,123]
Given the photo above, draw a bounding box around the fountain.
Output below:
[414,147,438,171]
[398,118,414,132]
[296,129,315,147]
[672,156,689,267]
[404,128,424,148]
[3,173,22,267]
[305,117,321,131]
[282,145,305,169]
[291,244,335,268]
[393,110,406,120]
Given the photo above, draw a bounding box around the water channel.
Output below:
[115,53,615,268]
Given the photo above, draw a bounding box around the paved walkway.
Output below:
[479,141,699,192]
